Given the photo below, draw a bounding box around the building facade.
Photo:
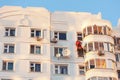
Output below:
[0,6,119,80]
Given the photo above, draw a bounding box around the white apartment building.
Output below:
[0,6,119,80]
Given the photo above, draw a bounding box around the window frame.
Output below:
[31,29,42,37]
[86,59,107,70]
[2,60,14,71]
[83,25,112,37]
[54,64,68,75]
[54,47,67,57]
[4,44,15,53]
[30,45,41,54]
[116,53,120,62]
[77,32,82,41]
[30,62,41,72]
[5,27,16,37]
[79,65,85,75]
[85,42,114,53]
[54,31,67,40]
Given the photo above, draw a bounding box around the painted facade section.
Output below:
[0,6,119,80]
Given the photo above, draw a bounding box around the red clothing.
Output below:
[76,41,82,49]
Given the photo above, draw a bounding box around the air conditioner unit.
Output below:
[36,36,43,41]
[97,50,104,56]
[51,38,58,43]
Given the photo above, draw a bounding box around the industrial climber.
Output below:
[76,40,83,57]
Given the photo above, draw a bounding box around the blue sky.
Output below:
[0,0,120,27]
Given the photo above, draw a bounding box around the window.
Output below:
[94,42,104,51]
[30,62,41,72]
[114,37,120,45]
[93,25,98,34]
[83,28,86,37]
[85,42,113,52]
[103,26,107,35]
[30,45,41,54]
[96,59,106,68]
[116,53,120,62]
[118,70,120,78]
[90,60,95,69]
[87,26,92,35]
[107,59,115,69]
[86,59,107,70]
[88,42,93,51]
[54,47,67,57]
[55,64,68,74]
[2,61,14,71]
[5,28,15,36]
[54,32,67,40]
[79,66,85,75]
[91,77,97,80]
[77,32,82,41]
[4,44,15,53]
[31,29,41,37]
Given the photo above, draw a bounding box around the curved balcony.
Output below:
[86,69,118,80]
[84,51,116,62]
[83,35,114,44]
[82,23,112,38]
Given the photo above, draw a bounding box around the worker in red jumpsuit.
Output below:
[76,40,83,57]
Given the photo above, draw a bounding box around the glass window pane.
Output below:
[54,48,58,56]
[60,66,68,74]
[99,42,104,50]
[98,77,103,80]
[5,31,9,36]
[36,30,41,37]
[77,33,82,40]
[90,60,95,69]
[35,64,41,72]
[88,42,93,51]
[87,27,92,35]
[59,33,66,40]
[59,48,63,56]
[98,27,102,34]
[2,61,6,70]
[8,62,13,70]
[91,77,97,80]
[10,29,15,36]
[9,45,14,53]
[30,45,34,53]
[31,30,34,37]
[4,49,7,53]
[94,42,99,51]
[103,26,107,35]
[79,66,84,75]
[93,25,98,34]
[83,28,86,37]
[36,46,40,54]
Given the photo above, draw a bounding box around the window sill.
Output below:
[1,70,14,72]
[30,53,42,55]
[4,36,16,37]
[29,71,42,73]
[58,40,68,41]
[53,74,69,76]
[2,53,15,54]
[79,74,85,76]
